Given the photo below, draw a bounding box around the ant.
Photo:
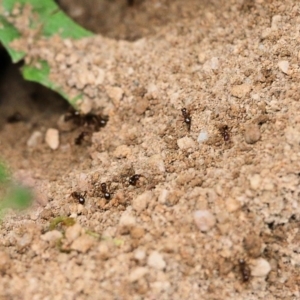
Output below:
[64,109,109,131]
[101,183,112,200]
[129,174,142,186]
[74,131,89,145]
[238,259,251,282]
[219,125,230,142]
[181,108,191,131]
[71,191,86,205]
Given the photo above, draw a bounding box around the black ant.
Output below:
[64,109,108,131]
[74,131,89,145]
[71,191,86,205]
[239,259,251,282]
[129,174,142,186]
[219,125,230,142]
[101,183,111,200]
[181,108,191,131]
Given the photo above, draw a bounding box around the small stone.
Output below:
[70,234,95,253]
[197,131,208,143]
[97,243,110,260]
[45,128,59,150]
[158,189,169,204]
[113,145,132,158]
[27,131,42,147]
[134,249,146,261]
[231,84,251,98]
[261,28,272,39]
[225,197,241,213]
[147,154,165,173]
[0,251,11,273]
[134,98,149,115]
[193,210,216,232]
[130,226,145,239]
[278,60,289,74]
[65,224,82,243]
[251,258,271,277]
[79,98,92,114]
[244,124,261,144]
[147,251,166,270]
[129,267,149,282]
[106,86,124,107]
[271,15,281,30]
[177,137,196,150]
[132,191,153,213]
[119,212,136,234]
[41,230,63,242]
[249,174,261,190]
[285,126,300,146]
[210,57,219,70]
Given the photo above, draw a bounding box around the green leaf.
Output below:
[0,162,8,183]
[0,15,25,62]
[4,185,33,210]
[0,0,93,105]
[22,61,82,105]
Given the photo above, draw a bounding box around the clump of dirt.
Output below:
[1,0,300,299]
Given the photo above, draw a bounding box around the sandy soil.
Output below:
[0,0,300,299]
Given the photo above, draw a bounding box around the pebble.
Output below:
[130,226,145,239]
[132,191,153,213]
[158,189,169,204]
[0,251,11,273]
[41,230,63,242]
[251,258,271,277]
[45,128,60,150]
[193,210,216,232]
[177,137,196,150]
[97,243,110,260]
[79,98,92,114]
[119,212,136,234]
[225,197,241,213]
[134,98,149,115]
[129,267,149,282]
[147,251,166,270]
[285,126,300,146]
[113,145,132,158]
[147,154,165,173]
[230,84,251,98]
[134,249,146,261]
[249,174,261,190]
[197,131,208,143]
[70,234,95,253]
[278,60,289,74]
[244,124,261,144]
[27,131,42,147]
[65,224,82,243]
[106,86,124,107]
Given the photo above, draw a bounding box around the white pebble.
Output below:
[119,212,136,227]
[41,230,63,242]
[193,210,216,232]
[177,136,196,150]
[249,174,261,190]
[129,267,149,282]
[147,251,166,270]
[134,249,146,261]
[65,224,82,243]
[70,234,95,253]
[251,258,271,277]
[105,86,124,107]
[197,131,208,143]
[278,60,289,74]
[158,189,169,204]
[132,191,152,213]
[27,131,42,147]
[45,128,59,150]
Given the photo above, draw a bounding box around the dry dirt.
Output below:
[0,0,300,299]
